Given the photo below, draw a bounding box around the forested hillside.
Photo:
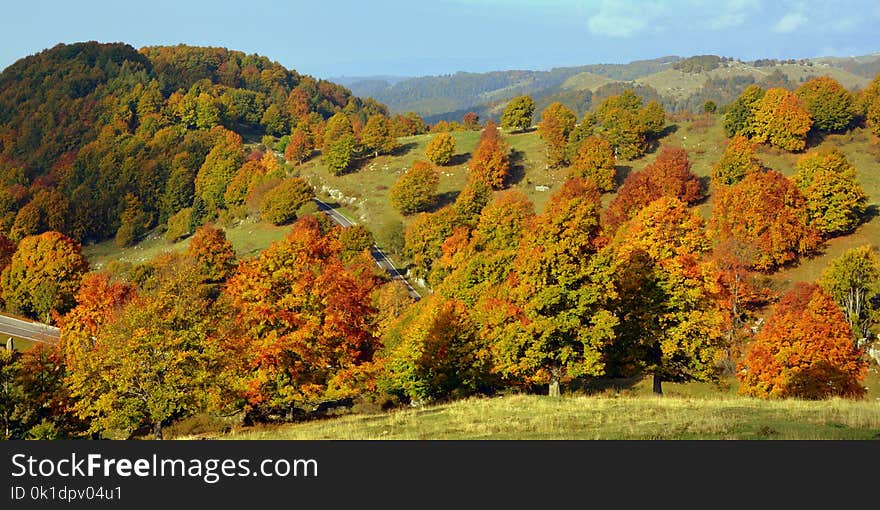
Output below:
[0,42,390,245]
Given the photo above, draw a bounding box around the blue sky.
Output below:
[1,0,878,79]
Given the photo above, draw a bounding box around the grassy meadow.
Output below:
[198,372,880,441]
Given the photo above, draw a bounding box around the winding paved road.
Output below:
[313,198,422,300]
[0,313,59,344]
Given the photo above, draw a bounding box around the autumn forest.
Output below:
[1,42,880,440]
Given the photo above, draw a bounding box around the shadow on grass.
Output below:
[391,142,418,157]
[614,165,632,187]
[431,190,461,212]
[568,376,643,396]
[506,149,527,187]
[446,153,471,166]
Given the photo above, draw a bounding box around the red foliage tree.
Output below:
[604,146,702,231]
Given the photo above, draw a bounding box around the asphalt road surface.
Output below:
[0,313,60,343]
[313,198,422,300]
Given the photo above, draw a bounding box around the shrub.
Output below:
[259,178,314,225]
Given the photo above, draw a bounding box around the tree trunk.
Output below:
[653,374,663,396]
[153,421,163,440]
[548,367,561,397]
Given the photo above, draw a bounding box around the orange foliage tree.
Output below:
[1,231,89,322]
[568,135,616,191]
[738,283,867,399]
[537,102,576,167]
[221,216,380,421]
[751,88,812,151]
[468,120,510,189]
[284,126,315,165]
[709,169,820,270]
[186,224,237,283]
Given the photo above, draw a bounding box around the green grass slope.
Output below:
[560,71,615,91]
[210,369,880,440]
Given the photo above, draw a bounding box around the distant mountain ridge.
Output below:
[344,53,880,122]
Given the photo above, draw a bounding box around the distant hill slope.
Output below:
[348,54,879,122]
[345,56,678,120]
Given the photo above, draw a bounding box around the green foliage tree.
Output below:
[820,245,880,342]
[609,196,725,395]
[360,114,398,157]
[260,104,288,136]
[424,132,456,165]
[338,225,375,260]
[165,207,192,243]
[259,178,314,225]
[194,130,245,213]
[404,208,456,278]
[115,193,151,248]
[640,100,666,138]
[711,135,762,186]
[867,96,880,137]
[500,95,535,132]
[795,76,855,133]
[390,161,440,215]
[493,178,617,396]
[723,84,765,138]
[565,113,597,161]
[386,296,490,402]
[594,91,663,160]
[65,255,221,439]
[793,148,867,236]
[161,164,196,221]
[324,134,357,175]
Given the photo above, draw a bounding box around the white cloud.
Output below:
[772,8,807,33]
[707,0,762,30]
[587,0,666,38]
[829,17,860,32]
